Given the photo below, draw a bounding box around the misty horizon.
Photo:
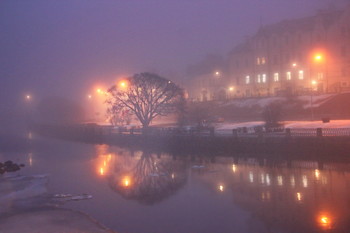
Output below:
[1,0,349,109]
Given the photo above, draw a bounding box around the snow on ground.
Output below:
[298,93,335,108]
[215,120,350,130]
[222,97,286,108]
[215,121,265,130]
[0,174,49,213]
[0,208,114,233]
[0,175,114,233]
[222,93,342,109]
[283,120,350,128]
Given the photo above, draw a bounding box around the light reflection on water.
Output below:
[3,142,350,233]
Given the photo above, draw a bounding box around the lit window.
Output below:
[249,172,254,183]
[257,57,260,65]
[274,73,279,82]
[302,175,308,188]
[277,176,283,186]
[245,75,250,84]
[257,74,261,83]
[261,57,266,64]
[317,72,324,80]
[298,70,304,80]
[286,71,291,80]
[262,74,267,83]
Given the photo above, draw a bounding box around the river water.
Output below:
[1,136,350,233]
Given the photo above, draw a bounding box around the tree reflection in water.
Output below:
[108,151,187,204]
[93,145,350,232]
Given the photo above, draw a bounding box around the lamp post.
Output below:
[228,86,234,99]
[313,52,327,93]
[310,80,318,121]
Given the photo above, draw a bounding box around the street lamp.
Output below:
[314,54,323,62]
[26,95,31,101]
[119,80,128,89]
[310,80,318,121]
[228,86,234,99]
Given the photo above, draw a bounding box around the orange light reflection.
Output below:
[317,213,332,230]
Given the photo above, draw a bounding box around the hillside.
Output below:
[191,92,350,122]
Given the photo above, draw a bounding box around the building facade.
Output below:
[228,6,350,97]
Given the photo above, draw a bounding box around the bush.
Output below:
[262,103,283,129]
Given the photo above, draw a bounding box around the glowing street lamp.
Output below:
[314,54,323,62]
[25,95,31,101]
[119,80,128,89]
[229,86,234,91]
[311,80,318,89]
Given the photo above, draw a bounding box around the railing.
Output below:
[51,124,350,138]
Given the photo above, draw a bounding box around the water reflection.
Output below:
[91,145,350,232]
[94,147,187,205]
[193,157,350,232]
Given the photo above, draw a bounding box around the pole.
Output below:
[310,90,314,121]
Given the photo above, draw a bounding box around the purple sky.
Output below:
[0,0,348,105]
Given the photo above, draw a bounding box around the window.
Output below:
[317,72,324,80]
[286,71,291,80]
[245,75,250,84]
[257,74,261,83]
[298,70,304,80]
[262,74,267,83]
[261,57,266,65]
[274,73,279,82]
[257,57,261,65]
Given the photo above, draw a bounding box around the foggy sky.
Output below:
[0,0,348,107]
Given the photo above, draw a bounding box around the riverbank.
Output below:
[0,172,115,233]
[1,208,115,233]
[32,123,350,162]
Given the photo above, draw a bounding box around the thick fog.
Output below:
[0,0,348,131]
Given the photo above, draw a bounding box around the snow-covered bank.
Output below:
[0,174,49,213]
[215,119,350,131]
[0,208,115,233]
[0,175,115,233]
[222,93,338,109]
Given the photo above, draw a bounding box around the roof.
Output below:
[229,7,344,56]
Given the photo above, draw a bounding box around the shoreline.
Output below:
[32,123,350,163]
[0,207,116,233]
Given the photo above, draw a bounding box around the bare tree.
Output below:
[106,73,184,128]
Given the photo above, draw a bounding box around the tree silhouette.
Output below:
[106,73,184,128]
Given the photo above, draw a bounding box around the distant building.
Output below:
[226,5,350,98]
[188,71,229,102]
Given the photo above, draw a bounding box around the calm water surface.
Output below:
[1,137,350,233]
